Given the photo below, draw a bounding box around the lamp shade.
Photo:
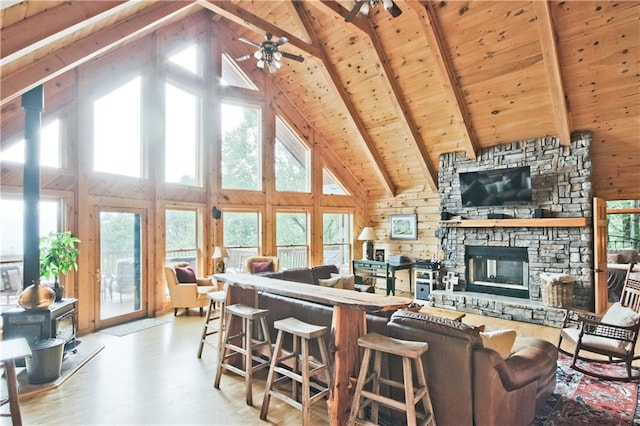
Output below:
[358,227,376,241]
[213,246,229,259]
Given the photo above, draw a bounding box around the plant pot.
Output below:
[54,285,65,301]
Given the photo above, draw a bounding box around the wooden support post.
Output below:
[328,305,367,425]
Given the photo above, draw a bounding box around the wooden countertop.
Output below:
[214,273,412,313]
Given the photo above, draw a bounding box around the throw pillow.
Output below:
[607,253,621,264]
[318,277,342,289]
[251,261,274,274]
[175,265,196,283]
[331,273,355,291]
[480,329,517,359]
[583,303,640,351]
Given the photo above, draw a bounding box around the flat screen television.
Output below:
[459,166,532,207]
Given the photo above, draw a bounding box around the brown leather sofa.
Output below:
[256,286,557,426]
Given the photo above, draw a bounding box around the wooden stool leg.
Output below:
[245,317,253,406]
[197,299,215,358]
[260,329,285,421]
[348,347,372,425]
[402,356,417,426]
[301,337,311,426]
[217,302,226,351]
[5,360,22,426]
[214,311,233,389]
[414,357,436,425]
[317,336,332,388]
[292,334,300,403]
[370,350,383,424]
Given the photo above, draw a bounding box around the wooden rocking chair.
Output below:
[558,267,640,381]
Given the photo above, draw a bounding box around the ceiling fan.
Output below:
[345,0,402,22]
[235,33,304,73]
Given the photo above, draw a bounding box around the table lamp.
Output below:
[213,246,229,273]
[358,227,376,260]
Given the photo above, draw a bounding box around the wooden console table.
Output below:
[352,259,414,295]
[214,273,412,426]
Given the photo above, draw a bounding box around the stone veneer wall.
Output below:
[438,132,594,310]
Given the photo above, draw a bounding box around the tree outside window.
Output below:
[223,211,260,272]
[323,212,352,273]
[221,103,261,190]
[276,212,308,269]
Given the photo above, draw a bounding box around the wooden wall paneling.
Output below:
[0,1,67,28]
[1,1,198,106]
[206,16,219,276]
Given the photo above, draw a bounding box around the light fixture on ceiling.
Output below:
[235,33,304,74]
[345,0,402,22]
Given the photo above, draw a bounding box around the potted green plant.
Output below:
[40,231,80,301]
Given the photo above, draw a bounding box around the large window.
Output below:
[93,76,142,177]
[165,209,198,272]
[165,83,199,185]
[276,211,309,269]
[0,198,60,299]
[323,212,352,273]
[221,103,261,190]
[168,44,200,75]
[607,200,640,250]
[275,116,310,192]
[222,211,260,272]
[0,119,61,168]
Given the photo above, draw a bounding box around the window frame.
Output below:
[275,208,311,269]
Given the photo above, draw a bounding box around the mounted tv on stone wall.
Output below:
[459,166,532,207]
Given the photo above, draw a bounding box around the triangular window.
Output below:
[323,168,349,195]
[221,53,258,90]
[168,44,199,75]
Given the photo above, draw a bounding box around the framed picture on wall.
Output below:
[390,214,418,240]
[375,249,385,262]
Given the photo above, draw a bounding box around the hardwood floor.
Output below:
[0,302,623,425]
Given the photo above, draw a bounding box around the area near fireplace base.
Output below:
[429,290,566,328]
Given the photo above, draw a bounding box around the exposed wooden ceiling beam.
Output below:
[407,0,479,160]
[197,0,321,58]
[320,0,438,190]
[1,1,128,65]
[293,1,396,196]
[0,2,196,107]
[533,0,572,147]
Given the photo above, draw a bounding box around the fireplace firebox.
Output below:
[465,246,529,298]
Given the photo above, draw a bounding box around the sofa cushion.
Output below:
[282,268,315,284]
[251,261,274,274]
[318,277,342,288]
[331,273,355,291]
[311,265,340,284]
[175,265,196,283]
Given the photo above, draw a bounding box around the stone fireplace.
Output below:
[434,133,594,323]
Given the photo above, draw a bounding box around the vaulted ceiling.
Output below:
[1,1,638,200]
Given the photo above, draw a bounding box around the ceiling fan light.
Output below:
[268,63,278,73]
[361,3,370,15]
[273,51,283,61]
[382,0,392,9]
[254,50,263,60]
[275,60,282,69]
[257,59,265,69]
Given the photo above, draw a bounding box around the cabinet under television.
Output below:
[440,218,588,228]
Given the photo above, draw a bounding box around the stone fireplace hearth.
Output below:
[434,133,594,323]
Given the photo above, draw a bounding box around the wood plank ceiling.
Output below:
[1,1,638,200]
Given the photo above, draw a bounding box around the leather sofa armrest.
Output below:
[477,345,556,391]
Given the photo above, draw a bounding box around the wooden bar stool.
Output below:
[1,338,32,426]
[349,332,436,426]
[260,317,331,426]
[214,303,272,406]
[197,290,227,358]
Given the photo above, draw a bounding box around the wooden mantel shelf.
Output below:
[440,217,588,228]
